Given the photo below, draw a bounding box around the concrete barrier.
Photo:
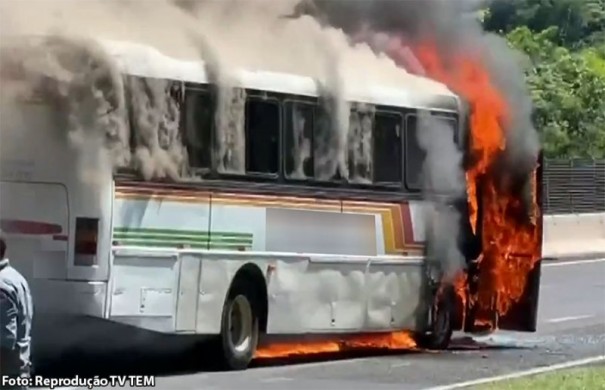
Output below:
[543,212,605,259]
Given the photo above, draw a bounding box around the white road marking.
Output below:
[544,258,605,267]
[262,376,293,382]
[546,315,594,323]
[390,361,411,368]
[423,355,605,390]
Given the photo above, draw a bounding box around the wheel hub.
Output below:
[227,295,253,354]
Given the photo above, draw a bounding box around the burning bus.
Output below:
[0,35,543,371]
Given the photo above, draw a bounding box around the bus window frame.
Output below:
[282,97,318,182]
[243,90,283,180]
[372,107,405,190]
[281,100,406,191]
[404,112,459,192]
[182,83,214,174]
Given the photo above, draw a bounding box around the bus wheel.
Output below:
[218,279,260,370]
[416,286,454,350]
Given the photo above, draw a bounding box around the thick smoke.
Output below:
[416,112,467,282]
[188,32,247,175]
[0,35,130,185]
[347,103,374,183]
[294,0,540,178]
[0,0,450,183]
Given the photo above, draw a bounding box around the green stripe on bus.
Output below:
[112,227,253,250]
[112,240,252,250]
[113,226,251,238]
[113,233,253,244]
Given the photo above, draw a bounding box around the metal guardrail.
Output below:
[543,159,605,214]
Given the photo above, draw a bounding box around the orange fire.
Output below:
[408,41,542,331]
[255,331,418,359]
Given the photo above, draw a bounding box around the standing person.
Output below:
[0,233,34,388]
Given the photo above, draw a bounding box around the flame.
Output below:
[255,331,417,359]
[389,40,542,331]
[412,43,508,235]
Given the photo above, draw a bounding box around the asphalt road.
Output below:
[42,258,605,390]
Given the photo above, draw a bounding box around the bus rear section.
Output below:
[0,91,115,364]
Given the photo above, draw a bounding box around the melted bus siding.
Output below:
[0,39,543,371]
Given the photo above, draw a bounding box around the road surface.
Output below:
[39,258,605,389]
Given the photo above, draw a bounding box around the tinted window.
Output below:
[405,114,457,189]
[285,101,314,179]
[373,112,402,184]
[245,99,280,174]
[183,89,213,169]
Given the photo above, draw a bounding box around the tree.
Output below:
[506,26,605,158]
[485,0,605,49]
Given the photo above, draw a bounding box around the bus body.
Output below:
[0,38,543,370]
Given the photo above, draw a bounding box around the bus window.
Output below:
[245,98,280,175]
[373,112,403,184]
[348,105,374,183]
[313,106,339,181]
[127,77,183,153]
[285,101,314,179]
[405,115,423,190]
[184,89,212,170]
[405,114,457,190]
[313,103,373,183]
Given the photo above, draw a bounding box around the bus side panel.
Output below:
[109,184,212,333]
[110,183,430,336]
[110,250,180,333]
[265,257,425,334]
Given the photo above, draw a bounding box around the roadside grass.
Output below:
[477,364,605,389]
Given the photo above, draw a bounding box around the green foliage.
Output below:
[485,0,605,158]
[477,365,605,389]
[485,0,605,48]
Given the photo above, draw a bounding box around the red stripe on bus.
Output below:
[399,205,422,245]
[0,219,63,235]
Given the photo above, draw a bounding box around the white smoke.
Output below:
[0,0,449,183]
[0,35,129,184]
[416,111,467,282]
[127,76,186,180]
[348,102,374,183]
[289,104,312,179]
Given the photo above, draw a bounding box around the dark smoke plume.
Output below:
[292,0,540,179]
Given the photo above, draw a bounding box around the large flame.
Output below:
[390,40,542,331]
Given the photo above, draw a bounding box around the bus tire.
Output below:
[218,279,260,371]
[416,286,454,350]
